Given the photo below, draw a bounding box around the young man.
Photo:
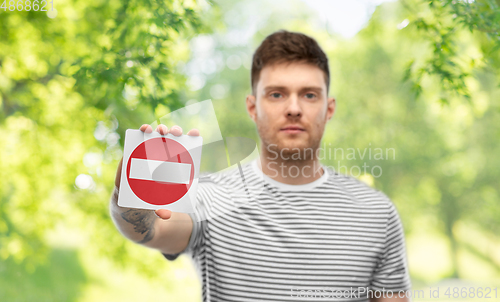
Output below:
[111,30,411,301]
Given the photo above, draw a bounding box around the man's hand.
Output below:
[110,124,199,254]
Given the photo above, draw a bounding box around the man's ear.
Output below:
[246,94,257,122]
[326,97,336,121]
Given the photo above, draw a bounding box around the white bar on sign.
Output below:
[129,158,191,184]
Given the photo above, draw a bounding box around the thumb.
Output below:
[155,209,172,220]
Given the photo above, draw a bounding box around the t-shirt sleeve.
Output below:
[370,201,412,292]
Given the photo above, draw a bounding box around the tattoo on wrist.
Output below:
[121,209,156,244]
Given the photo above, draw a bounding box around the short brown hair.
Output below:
[251,30,330,95]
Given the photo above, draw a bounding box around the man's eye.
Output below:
[270,92,282,98]
[305,93,316,99]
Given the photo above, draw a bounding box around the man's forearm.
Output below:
[109,186,157,244]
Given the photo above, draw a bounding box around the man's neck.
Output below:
[258,146,324,185]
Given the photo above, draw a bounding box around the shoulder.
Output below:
[199,161,259,187]
[194,162,262,220]
[324,166,396,212]
[196,161,258,201]
[199,166,246,189]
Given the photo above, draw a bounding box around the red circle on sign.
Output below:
[126,137,194,205]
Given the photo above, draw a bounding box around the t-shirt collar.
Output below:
[251,159,329,191]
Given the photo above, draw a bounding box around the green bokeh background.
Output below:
[1,0,499,301]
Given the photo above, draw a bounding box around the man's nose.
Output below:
[286,94,302,118]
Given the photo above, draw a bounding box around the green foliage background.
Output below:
[0,0,499,301]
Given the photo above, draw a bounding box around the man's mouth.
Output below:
[280,126,305,134]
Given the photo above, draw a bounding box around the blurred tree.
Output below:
[402,0,500,103]
[0,0,212,276]
[326,1,500,280]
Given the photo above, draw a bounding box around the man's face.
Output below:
[246,62,335,158]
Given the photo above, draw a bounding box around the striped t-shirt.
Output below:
[163,160,411,301]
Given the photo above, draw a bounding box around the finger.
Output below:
[155,124,168,135]
[155,209,172,220]
[114,157,123,188]
[169,125,183,136]
[186,128,200,136]
[140,124,153,133]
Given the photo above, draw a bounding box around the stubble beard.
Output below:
[257,122,323,163]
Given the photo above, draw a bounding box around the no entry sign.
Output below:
[118,129,203,212]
